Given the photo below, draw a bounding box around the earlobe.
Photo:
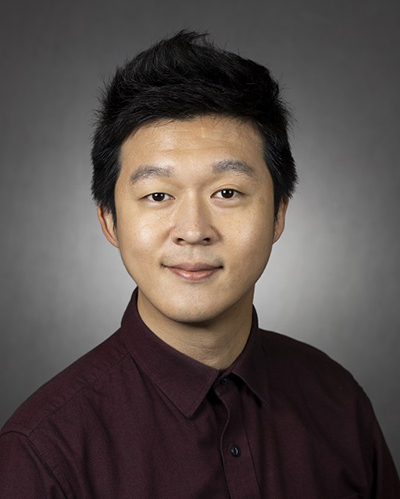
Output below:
[97,206,119,248]
[273,199,288,243]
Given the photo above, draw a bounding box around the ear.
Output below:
[97,206,119,248]
[273,198,288,244]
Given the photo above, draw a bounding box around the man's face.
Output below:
[99,115,286,329]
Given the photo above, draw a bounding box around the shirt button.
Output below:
[230,444,241,457]
[220,377,228,385]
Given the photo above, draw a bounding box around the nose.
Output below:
[171,195,217,246]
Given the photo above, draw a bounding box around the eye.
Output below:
[146,192,173,202]
[214,189,239,199]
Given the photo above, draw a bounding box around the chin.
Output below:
[163,304,223,326]
[137,283,253,328]
[159,291,245,326]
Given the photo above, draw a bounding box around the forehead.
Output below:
[119,115,267,174]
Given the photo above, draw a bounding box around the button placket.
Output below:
[216,380,261,499]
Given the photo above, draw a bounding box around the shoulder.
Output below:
[258,328,371,414]
[259,327,354,377]
[1,329,129,438]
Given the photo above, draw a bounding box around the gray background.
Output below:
[1,0,399,472]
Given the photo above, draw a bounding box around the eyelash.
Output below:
[145,189,240,202]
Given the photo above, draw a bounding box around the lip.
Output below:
[164,263,222,281]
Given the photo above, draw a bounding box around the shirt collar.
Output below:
[227,308,269,406]
[120,289,268,418]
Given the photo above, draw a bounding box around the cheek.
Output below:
[226,210,275,272]
[117,213,162,261]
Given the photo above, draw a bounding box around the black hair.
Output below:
[91,30,297,225]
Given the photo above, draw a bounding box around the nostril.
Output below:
[171,220,217,245]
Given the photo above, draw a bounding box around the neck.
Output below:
[137,291,254,370]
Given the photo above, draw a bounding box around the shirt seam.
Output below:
[26,350,131,434]
[0,431,70,498]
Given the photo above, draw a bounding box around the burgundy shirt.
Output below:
[1,289,399,498]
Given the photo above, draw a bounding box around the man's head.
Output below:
[91,30,297,227]
[92,31,297,330]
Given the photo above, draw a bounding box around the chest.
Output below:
[36,375,368,498]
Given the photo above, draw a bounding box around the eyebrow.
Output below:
[211,159,257,178]
[129,159,257,185]
[129,165,172,185]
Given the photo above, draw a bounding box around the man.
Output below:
[0,31,398,498]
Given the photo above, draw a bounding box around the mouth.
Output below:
[163,263,222,281]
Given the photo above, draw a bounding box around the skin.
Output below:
[98,115,287,369]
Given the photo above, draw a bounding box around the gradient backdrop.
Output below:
[1,0,399,472]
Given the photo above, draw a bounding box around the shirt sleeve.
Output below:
[370,416,400,497]
[0,431,67,498]
[359,390,400,498]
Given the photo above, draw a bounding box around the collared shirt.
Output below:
[1,289,399,498]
